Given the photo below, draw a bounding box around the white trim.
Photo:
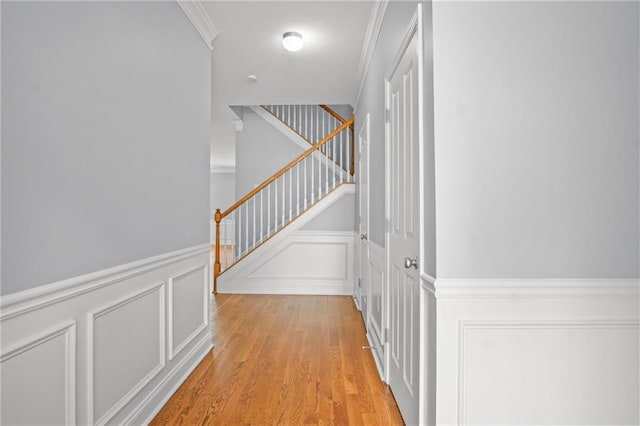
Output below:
[176,0,218,50]
[457,319,640,425]
[0,245,211,426]
[218,229,355,295]
[352,0,389,108]
[167,265,209,360]
[355,113,371,309]
[210,166,236,174]
[384,6,424,426]
[1,321,77,425]
[421,272,436,295]
[0,244,209,321]
[87,282,166,426]
[435,278,640,299]
[133,333,212,425]
[232,118,244,132]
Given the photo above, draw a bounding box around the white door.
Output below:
[357,114,370,319]
[386,14,422,426]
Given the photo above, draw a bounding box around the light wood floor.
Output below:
[151,294,404,425]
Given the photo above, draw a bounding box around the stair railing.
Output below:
[213,116,354,292]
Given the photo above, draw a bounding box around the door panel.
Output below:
[387,30,421,426]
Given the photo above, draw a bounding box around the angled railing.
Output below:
[262,104,343,145]
[214,116,354,292]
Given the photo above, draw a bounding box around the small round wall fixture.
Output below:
[282,31,303,52]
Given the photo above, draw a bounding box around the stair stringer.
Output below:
[250,105,351,181]
[217,183,355,295]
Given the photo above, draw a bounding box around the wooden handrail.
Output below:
[221,117,354,219]
[319,105,348,124]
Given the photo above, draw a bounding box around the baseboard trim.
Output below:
[219,230,354,295]
[0,245,212,425]
[132,333,213,425]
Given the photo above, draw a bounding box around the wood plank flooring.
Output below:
[151,294,404,425]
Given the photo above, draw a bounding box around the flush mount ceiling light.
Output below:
[282,31,303,52]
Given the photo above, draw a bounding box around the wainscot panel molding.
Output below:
[1,321,77,425]
[434,278,640,426]
[217,185,355,295]
[0,244,212,425]
[218,230,354,295]
[176,0,218,50]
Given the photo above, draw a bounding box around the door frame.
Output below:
[383,2,425,421]
[356,113,371,314]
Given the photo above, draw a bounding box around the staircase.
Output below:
[213,105,355,292]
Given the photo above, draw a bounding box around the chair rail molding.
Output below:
[0,244,212,425]
[433,277,640,425]
[176,0,218,50]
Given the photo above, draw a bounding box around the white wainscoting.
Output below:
[433,279,640,426]
[218,230,354,295]
[0,245,212,425]
[365,241,386,380]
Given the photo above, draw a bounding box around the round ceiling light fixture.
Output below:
[282,31,303,52]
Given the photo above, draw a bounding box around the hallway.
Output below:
[151,294,404,425]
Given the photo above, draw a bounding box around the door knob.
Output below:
[360,234,368,240]
[404,256,418,269]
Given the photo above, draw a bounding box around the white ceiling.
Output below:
[202,1,373,168]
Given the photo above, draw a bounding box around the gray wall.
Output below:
[354,1,430,257]
[1,1,211,295]
[432,1,639,278]
[327,105,354,121]
[236,107,302,198]
[357,0,638,279]
[302,193,356,231]
[211,172,236,213]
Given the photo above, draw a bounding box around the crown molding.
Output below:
[352,0,389,108]
[176,0,218,50]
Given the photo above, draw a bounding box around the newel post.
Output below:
[213,209,222,294]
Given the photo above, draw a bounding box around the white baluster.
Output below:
[245,201,249,254]
[267,184,271,237]
[260,190,264,242]
[304,157,308,210]
[346,129,350,182]
[221,217,227,271]
[318,145,322,199]
[288,169,292,221]
[281,174,285,225]
[296,164,300,216]
[325,141,329,194]
[340,130,344,183]
[274,178,278,231]
[332,137,336,189]
[238,206,242,256]
[311,151,315,202]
